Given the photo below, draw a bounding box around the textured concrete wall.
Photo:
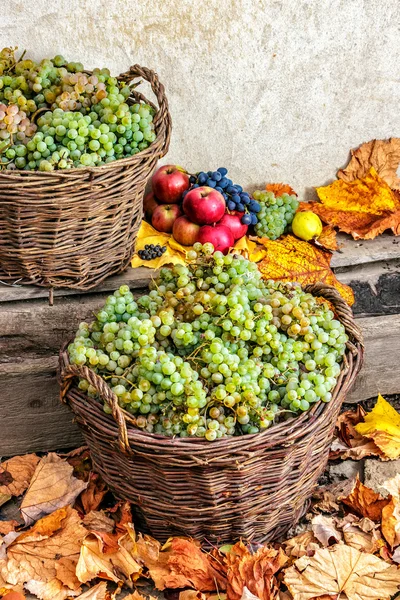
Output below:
[1,0,399,197]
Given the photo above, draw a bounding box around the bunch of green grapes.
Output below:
[0,47,156,170]
[68,244,348,442]
[253,190,299,240]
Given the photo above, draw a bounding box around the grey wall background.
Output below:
[1,0,399,197]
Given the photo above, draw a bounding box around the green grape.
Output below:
[253,190,299,240]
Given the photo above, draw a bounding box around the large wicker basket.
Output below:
[0,65,171,290]
[59,283,363,545]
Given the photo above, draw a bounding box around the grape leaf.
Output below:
[284,544,400,600]
[311,168,400,239]
[257,235,354,305]
[338,138,400,191]
[355,395,400,459]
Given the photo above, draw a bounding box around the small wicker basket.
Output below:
[59,283,363,546]
[0,65,171,290]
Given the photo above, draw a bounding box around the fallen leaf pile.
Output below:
[302,138,400,240]
[2,417,400,600]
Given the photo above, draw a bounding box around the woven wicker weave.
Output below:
[59,283,363,545]
[0,65,171,290]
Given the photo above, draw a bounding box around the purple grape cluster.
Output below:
[185,167,261,225]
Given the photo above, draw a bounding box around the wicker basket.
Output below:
[59,283,363,546]
[0,65,171,290]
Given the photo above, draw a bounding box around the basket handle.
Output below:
[304,282,364,347]
[118,64,171,158]
[59,350,130,453]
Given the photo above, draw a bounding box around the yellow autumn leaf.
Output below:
[355,395,400,459]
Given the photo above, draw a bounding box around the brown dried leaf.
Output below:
[257,235,354,305]
[1,506,86,600]
[82,511,115,534]
[265,183,297,197]
[340,516,385,554]
[0,522,18,536]
[0,455,40,498]
[311,516,342,547]
[339,477,390,521]
[0,592,26,600]
[315,225,338,252]
[24,578,79,600]
[330,407,383,461]
[355,395,400,460]
[312,479,355,514]
[20,453,87,525]
[284,544,400,600]
[76,524,142,585]
[75,582,108,600]
[381,475,400,549]
[338,138,400,191]
[123,592,158,600]
[226,541,287,600]
[79,474,108,514]
[283,531,320,559]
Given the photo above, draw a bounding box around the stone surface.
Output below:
[1,1,400,195]
[364,458,400,496]
[329,459,364,483]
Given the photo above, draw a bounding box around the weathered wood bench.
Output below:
[1,232,399,456]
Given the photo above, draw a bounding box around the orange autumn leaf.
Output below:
[315,225,338,252]
[257,235,354,305]
[338,138,400,191]
[312,168,400,239]
[339,477,390,521]
[265,183,297,197]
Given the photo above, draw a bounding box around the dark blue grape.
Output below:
[237,202,245,212]
[198,172,207,184]
[215,186,223,193]
[207,179,216,188]
[242,196,250,205]
[236,185,243,193]
[207,171,212,176]
[222,193,228,200]
[242,214,252,225]
[227,186,237,194]
[211,171,222,181]
[249,200,261,212]
[232,194,241,203]
[219,177,229,189]
[192,183,199,188]
[227,200,236,210]
[226,178,232,186]
[250,213,258,225]
[189,175,196,184]
[217,167,228,176]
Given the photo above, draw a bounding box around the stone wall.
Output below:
[1,0,399,196]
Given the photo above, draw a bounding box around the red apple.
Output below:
[152,204,182,233]
[218,211,248,241]
[183,186,226,225]
[198,224,234,254]
[152,165,190,204]
[143,191,159,222]
[172,216,200,246]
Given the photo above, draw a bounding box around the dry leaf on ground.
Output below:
[312,479,355,514]
[284,544,400,600]
[124,592,158,600]
[24,578,80,600]
[265,183,297,196]
[312,168,400,239]
[257,235,354,305]
[20,453,87,526]
[340,515,385,554]
[311,515,342,546]
[355,394,400,459]
[74,582,108,599]
[82,510,115,533]
[315,225,338,252]
[338,138,400,191]
[381,474,400,549]
[283,531,320,559]
[226,541,287,600]
[339,477,390,521]
[1,506,86,600]
[0,592,26,600]
[330,407,383,461]
[0,455,40,499]
[78,474,108,514]
[76,524,142,585]
[0,522,18,536]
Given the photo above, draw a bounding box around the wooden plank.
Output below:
[0,232,399,303]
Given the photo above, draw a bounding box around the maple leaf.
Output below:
[0,455,40,498]
[265,183,297,197]
[76,524,142,585]
[354,395,400,459]
[257,235,354,305]
[20,453,87,526]
[1,506,86,600]
[339,476,390,521]
[311,515,342,547]
[338,138,400,191]
[312,168,400,239]
[330,407,383,461]
[284,544,400,600]
[226,541,287,600]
